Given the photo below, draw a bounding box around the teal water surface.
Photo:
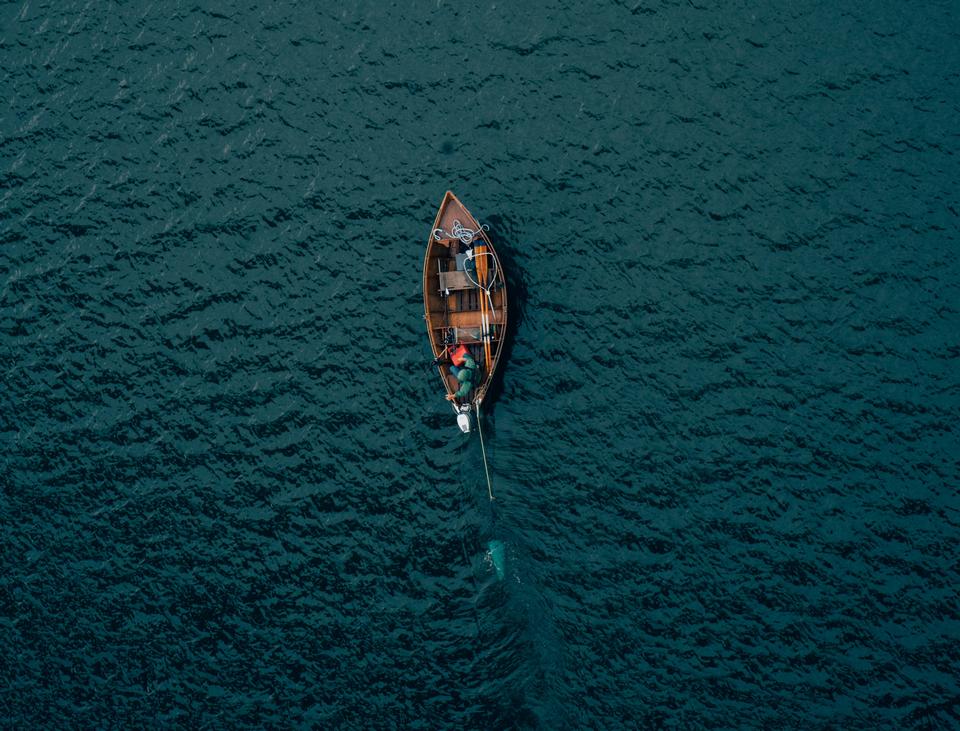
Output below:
[3,1,959,728]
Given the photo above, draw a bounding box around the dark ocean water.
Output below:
[3,0,959,728]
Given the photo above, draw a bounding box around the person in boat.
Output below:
[445,343,477,401]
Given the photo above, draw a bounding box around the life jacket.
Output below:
[450,343,469,366]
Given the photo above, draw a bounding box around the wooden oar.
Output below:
[474,244,493,372]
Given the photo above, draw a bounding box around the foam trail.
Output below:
[488,540,505,580]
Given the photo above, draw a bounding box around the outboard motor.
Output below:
[456,404,472,433]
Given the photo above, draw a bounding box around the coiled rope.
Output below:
[434,219,490,245]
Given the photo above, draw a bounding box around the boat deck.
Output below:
[423,192,508,405]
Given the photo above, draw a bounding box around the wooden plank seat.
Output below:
[431,327,484,344]
[437,310,504,329]
[439,270,474,292]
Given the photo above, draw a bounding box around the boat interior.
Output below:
[424,203,507,399]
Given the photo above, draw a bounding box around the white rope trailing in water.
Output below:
[475,403,494,501]
[433,219,490,245]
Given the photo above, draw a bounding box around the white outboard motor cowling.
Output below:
[456,404,472,433]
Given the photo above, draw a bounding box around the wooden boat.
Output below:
[423,191,508,432]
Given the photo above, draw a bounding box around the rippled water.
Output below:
[3,1,959,727]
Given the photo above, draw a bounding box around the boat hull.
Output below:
[423,192,508,416]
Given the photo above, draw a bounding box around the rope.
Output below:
[475,403,494,501]
[434,219,489,245]
[461,250,500,291]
